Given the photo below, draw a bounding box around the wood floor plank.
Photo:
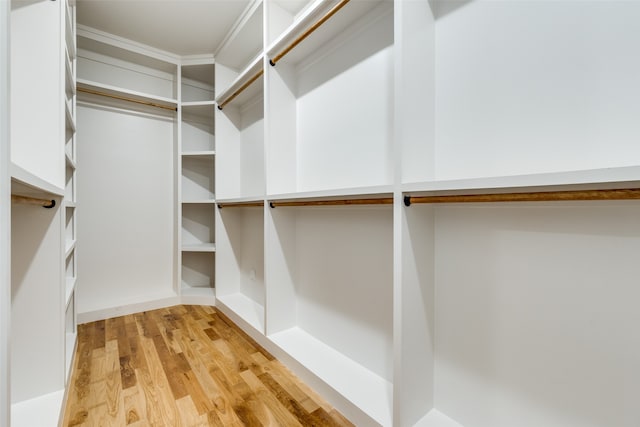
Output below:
[239,369,303,427]
[122,384,145,425]
[63,305,354,427]
[105,339,126,426]
[138,336,182,426]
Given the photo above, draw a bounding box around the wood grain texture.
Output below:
[62,305,354,427]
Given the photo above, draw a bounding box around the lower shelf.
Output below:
[216,293,264,334]
[269,327,393,427]
[11,389,65,427]
[182,243,216,252]
[181,285,215,298]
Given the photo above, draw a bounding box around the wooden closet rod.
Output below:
[77,87,177,111]
[217,201,264,209]
[269,0,351,66]
[217,69,264,111]
[11,195,56,208]
[404,188,640,206]
[269,197,393,208]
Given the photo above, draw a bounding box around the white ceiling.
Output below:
[76,0,253,56]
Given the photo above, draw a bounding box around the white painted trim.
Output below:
[10,390,65,427]
[214,0,263,58]
[77,295,181,324]
[180,54,215,66]
[77,24,181,65]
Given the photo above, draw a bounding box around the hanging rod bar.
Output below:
[11,195,56,208]
[217,68,264,111]
[217,201,264,209]
[404,188,640,206]
[77,87,177,111]
[269,197,393,208]
[269,0,351,66]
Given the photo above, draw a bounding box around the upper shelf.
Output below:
[77,26,179,72]
[11,163,65,198]
[215,54,264,110]
[268,185,394,203]
[181,102,215,119]
[77,78,178,111]
[266,0,388,67]
[215,0,263,73]
[402,166,640,197]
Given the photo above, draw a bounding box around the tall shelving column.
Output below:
[263,1,395,425]
[179,60,216,304]
[213,0,265,334]
[63,0,78,382]
[9,0,69,424]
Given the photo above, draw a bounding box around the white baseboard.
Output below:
[77,295,181,324]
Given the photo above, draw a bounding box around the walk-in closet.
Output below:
[3,0,640,426]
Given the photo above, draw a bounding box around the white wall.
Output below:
[238,208,264,305]
[0,0,11,423]
[10,0,64,189]
[11,203,64,403]
[295,206,393,381]
[295,9,394,193]
[76,103,176,315]
[433,202,640,427]
[435,1,640,180]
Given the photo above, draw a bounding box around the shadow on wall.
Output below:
[429,0,475,20]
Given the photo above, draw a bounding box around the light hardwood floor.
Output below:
[62,305,354,427]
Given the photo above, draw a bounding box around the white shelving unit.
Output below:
[7,0,76,424]
[179,60,216,304]
[63,0,78,383]
[213,0,266,334]
[212,1,640,426]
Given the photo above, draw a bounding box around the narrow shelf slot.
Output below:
[182,155,215,200]
[181,251,215,293]
[181,63,215,102]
